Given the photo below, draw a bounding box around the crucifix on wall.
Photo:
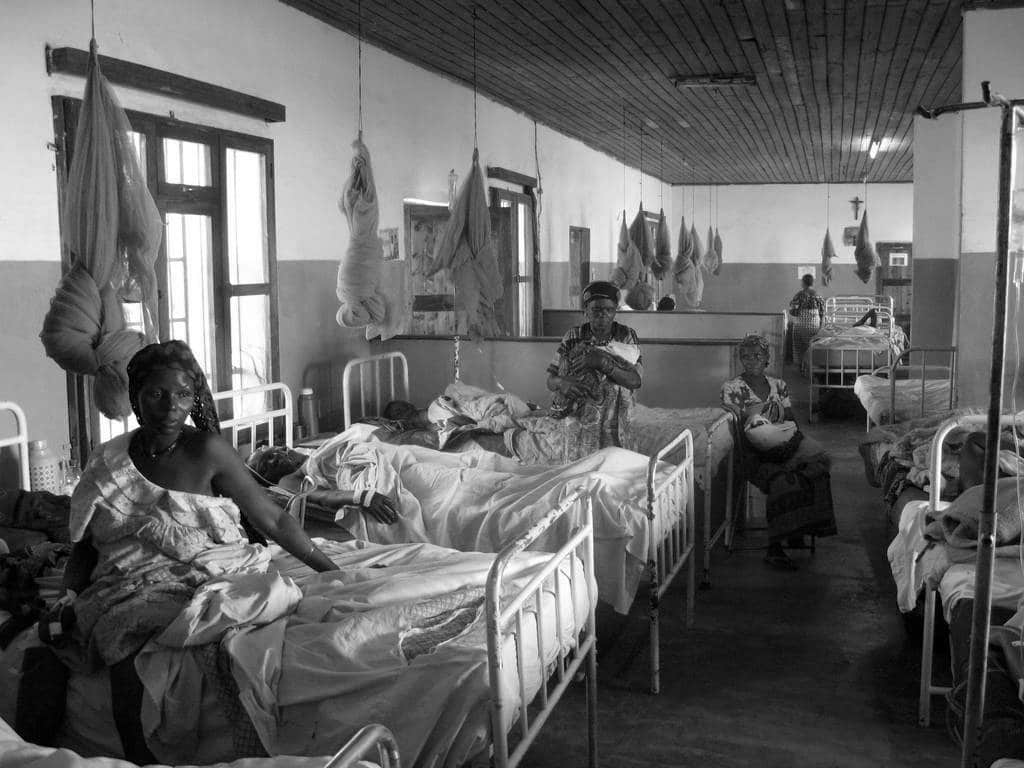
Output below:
[849,196,864,219]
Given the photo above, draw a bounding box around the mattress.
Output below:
[808,325,895,371]
[853,375,953,426]
[0,538,591,768]
[630,405,733,487]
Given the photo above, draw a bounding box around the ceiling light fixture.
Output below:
[671,73,756,88]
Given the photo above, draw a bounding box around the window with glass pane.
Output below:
[517,202,534,335]
[226,148,268,284]
[163,138,212,185]
[165,212,216,387]
[230,295,271,416]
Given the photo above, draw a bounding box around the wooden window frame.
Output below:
[51,97,279,459]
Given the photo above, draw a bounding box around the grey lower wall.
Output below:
[955,252,1023,408]
[911,259,957,347]
[378,336,740,409]
[542,260,889,314]
[0,261,70,480]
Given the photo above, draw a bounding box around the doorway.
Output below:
[875,242,913,340]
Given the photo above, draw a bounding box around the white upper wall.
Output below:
[961,6,1024,253]
[667,182,912,264]
[913,112,962,260]
[1,0,668,266]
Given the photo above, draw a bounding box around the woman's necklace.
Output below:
[137,433,180,460]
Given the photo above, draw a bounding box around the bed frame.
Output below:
[699,410,736,588]
[916,412,1020,727]
[0,401,30,489]
[342,351,695,694]
[488,489,599,767]
[858,346,958,431]
[324,724,401,768]
[807,295,897,423]
[211,383,294,452]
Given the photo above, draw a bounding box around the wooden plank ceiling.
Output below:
[280,0,974,184]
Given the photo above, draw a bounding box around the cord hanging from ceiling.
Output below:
[357,0,363,138]
[621,104,627,215]
[472,5,478,149]
[639,122,644,206]
[659,138,664,208]
[90,0,95,40]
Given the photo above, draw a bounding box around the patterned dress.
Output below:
[789,288,825,370]
[68,433,270,666]
[507,322,642,464]
[720,375,837,542]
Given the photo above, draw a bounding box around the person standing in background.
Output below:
[788,273,825,374]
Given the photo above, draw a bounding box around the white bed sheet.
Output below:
[888,500,1024,621]
[304,437,682,614]
[809,325,897,369]
[0,539,590,768]
[853,375,953,426]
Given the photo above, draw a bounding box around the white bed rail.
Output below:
[824,295,895,335]
[645,428,696,694]
[0,401,30,490]
[486,490,598,768]
[699,411,736,588]
[881,346,958,428]
[212,383,294,452]
[343,352,410,428]
[917,411,1023,726]
[324,724,401,768]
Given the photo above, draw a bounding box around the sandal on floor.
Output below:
[764,552,799,571]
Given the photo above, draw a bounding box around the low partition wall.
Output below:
[542,310,786,377]
[371,336,742,411]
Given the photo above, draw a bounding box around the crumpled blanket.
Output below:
[135,539,585,766]
[673,217,702,308]
[442,380,533,433]
[610,215,642,292]
[335,137,393,340]
[652,209,672,279]
[427,148,503,338]
[304,438,672,614]
[854,211,879,283]
[40,43,161,419]
[821,229,836,285]
[924,477,1024,551]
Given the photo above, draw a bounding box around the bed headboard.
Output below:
[0,401,30,489]
[212,383,293,454]
[824,295,896,336]
[927,411,1023,511]
[342,352,410,428]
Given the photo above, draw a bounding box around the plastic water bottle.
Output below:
[29,440,61,494]
[61,457,82,496]
[298,388,319,439]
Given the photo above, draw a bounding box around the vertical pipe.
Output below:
[960,90,1016,767]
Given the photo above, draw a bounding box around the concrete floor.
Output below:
[527,364,960,768]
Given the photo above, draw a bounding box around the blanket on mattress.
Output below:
[303,436,678,614]
[628,405,734,487]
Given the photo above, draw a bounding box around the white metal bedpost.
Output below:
[0,401,30,489]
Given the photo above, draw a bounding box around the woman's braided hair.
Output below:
[126,340,221,434]
[738,333,771,362]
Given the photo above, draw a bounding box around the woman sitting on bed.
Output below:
[721,334,837,570]
[47,341,392,763]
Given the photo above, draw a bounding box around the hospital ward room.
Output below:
[3,1,1024,767]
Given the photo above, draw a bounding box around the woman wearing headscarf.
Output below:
[788,273,826,374]
[47,341,395,763]
[721,334,836,570]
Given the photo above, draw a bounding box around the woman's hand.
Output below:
[555,375,588,400]
[571,348,615,376]
[358,490,398,525]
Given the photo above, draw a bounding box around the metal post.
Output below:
[960,84,1018,767]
